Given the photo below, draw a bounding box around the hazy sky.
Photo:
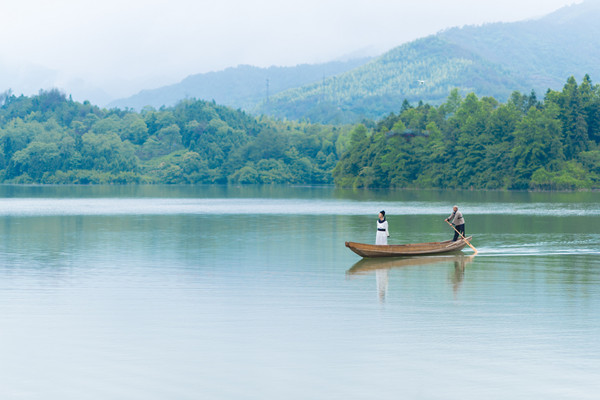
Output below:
[0,0,584,101]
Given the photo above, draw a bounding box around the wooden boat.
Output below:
[345,237,473,258]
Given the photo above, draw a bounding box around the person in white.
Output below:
[376,210,390,245]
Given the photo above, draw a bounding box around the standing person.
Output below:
[445,205,465,241]
[376,210,390,245]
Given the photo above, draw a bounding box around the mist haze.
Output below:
[0,0,583,106]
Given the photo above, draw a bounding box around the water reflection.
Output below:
[347,255,476,301]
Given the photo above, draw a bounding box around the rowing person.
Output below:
[445,205,465,242]
[376,210,390,245]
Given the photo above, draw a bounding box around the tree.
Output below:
[510,105,564,188]
[7,142,61,181]
[157,124,183,153]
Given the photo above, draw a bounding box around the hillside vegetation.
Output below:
[0,90,350,184]
[3,74,600,191]
[333,75,600,190]
[257,36,524,124]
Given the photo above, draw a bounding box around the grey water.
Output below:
[0,185,599,399]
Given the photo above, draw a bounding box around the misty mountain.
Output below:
[438,0,600,91]
[106,58,373,111]
[257,0,600,123]
[257,37,525,123]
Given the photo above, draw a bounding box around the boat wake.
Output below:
[468,246,600,256]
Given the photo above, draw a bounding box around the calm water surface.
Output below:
[0,186,599,399]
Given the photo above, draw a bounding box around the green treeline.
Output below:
[0,90,350,184]
[333,75,600,190]
[2,75,600,190]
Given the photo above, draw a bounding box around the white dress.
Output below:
[376,219,389,245]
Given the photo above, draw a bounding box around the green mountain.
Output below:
[107,59,372,111]
[257,0,600,124]
[257,37,525,123]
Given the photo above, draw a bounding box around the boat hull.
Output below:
[345,237,473,258]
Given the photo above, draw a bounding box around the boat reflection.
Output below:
[346,255,476,302]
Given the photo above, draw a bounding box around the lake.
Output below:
[0,185,598,399]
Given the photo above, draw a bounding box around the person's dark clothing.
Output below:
[453,224,465,241]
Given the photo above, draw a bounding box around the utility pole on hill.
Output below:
[266,79,270,105]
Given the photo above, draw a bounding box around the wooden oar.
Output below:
[445,220,478,254]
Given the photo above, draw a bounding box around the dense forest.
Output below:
[333,75,600,190]
[0,90,350,184]
[2,74,600,190]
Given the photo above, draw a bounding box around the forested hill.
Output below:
[107,58,372,111]
[333,75,600,190]
[257,0,600,124]
[257,37,524,124]
[0,90,351,184]
[4,74,600,190]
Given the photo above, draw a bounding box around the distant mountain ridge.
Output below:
[257,0,600,123]
[107,58,372,111]
[438,0,600,91]
[256,36,525,123]
[109,0,600,124]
